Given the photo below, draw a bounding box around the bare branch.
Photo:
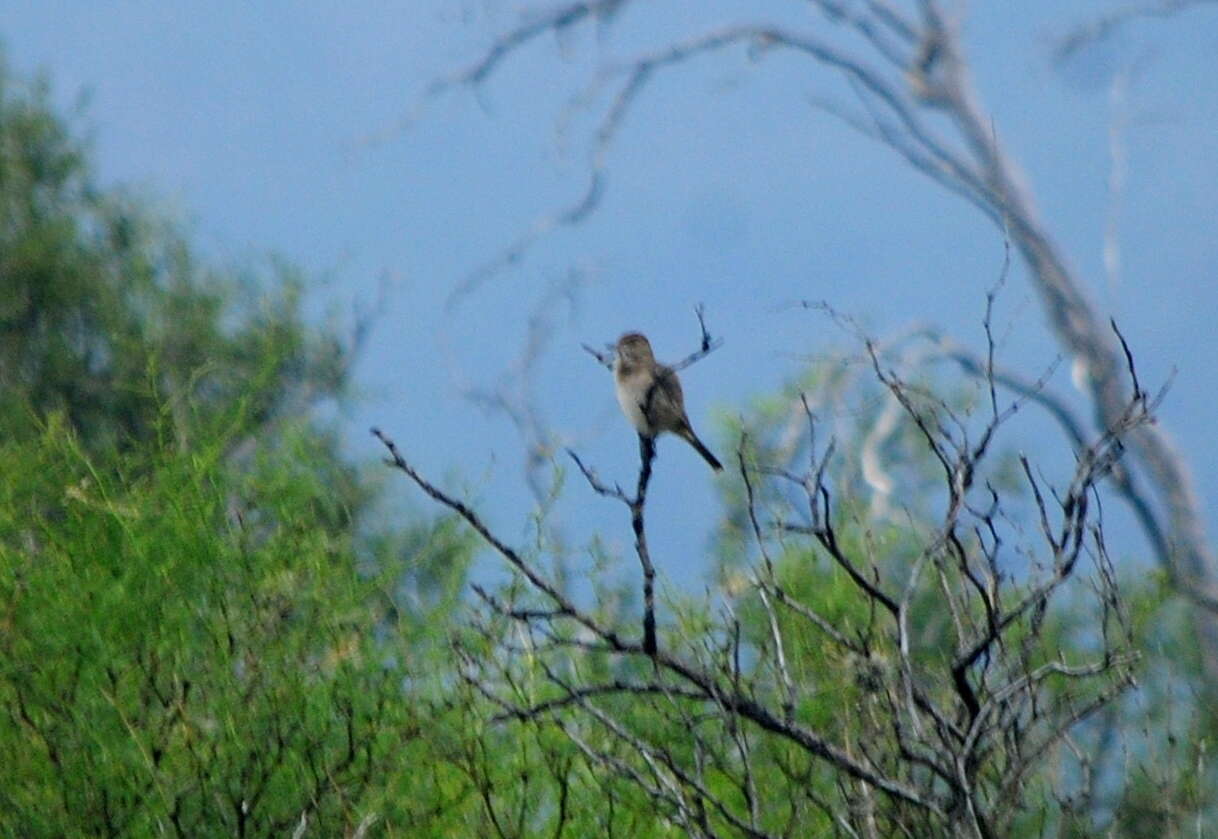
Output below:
[1054,0,1218,62]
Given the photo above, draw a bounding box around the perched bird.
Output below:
[614,332,723,472]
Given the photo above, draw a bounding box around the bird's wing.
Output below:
[654,366,687,420]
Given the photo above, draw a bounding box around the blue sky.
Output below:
[5,1,1216,589]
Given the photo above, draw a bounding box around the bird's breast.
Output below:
[615,369,654,435]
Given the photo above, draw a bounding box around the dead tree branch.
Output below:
[429,0,1218,686]
[377,298,1153,835]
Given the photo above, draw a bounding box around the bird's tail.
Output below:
[679,426,723,472]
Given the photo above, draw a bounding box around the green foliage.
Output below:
[0,56,499,837]
[0,419,479,836]
[0,60,347,456]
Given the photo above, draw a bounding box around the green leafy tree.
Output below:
[0,59,507,836]
[0,61,346,459]
[0,418,477,836]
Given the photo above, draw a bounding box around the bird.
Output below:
[613,332,723,472]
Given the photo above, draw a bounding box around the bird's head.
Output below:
[615,332,655,367]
